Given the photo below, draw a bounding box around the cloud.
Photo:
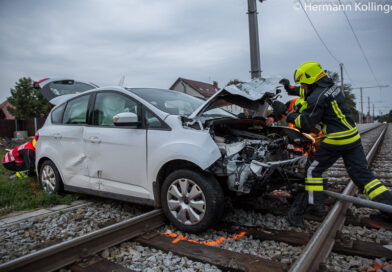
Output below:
[0,0,391,114]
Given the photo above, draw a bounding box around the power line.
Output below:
[337,0,380,86]
[298,0,355,85]
[298,0,341,64]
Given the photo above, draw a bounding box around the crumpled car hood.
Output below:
[188,78,281,120]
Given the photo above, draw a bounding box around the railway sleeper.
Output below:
[134,232,288,272]
[217,224,392,260]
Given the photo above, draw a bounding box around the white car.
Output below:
[37,81,312,232]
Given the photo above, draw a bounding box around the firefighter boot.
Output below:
[306,190,326,217]
[371,190,392,222]
[306,204,326,217]
[288,191,308,229]
[16,171,28,179]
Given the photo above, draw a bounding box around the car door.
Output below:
[53,94,92,189]
[83,91,149,199]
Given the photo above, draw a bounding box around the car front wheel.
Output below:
[39,160,63,194]
[161,168,224,233]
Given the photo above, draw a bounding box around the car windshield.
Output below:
[128,88,235,118]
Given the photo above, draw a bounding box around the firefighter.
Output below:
[272,61,392,227]
[2,134,38,178]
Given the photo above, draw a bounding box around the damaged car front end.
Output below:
[184,79,314,198]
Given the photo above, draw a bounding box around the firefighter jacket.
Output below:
[286,77,359,146]
[2,141,35,167]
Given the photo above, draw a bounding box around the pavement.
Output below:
[0,200,90,228]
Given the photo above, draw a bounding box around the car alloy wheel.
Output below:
[166,178,206,225]
[161,168,224,233]
[41,164,57,193]
[39,159,64,195]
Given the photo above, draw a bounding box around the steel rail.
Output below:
[357,123,383,134]
[0,209,165,272]
[290,124,388,272]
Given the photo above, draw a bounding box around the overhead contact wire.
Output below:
[298,0,341,63]
[337,0,380,86]
[298,0,355,85]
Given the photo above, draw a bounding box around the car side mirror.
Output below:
[113,112,140,126]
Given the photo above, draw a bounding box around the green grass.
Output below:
[0,148,79,216]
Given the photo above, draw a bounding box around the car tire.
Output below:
[161,168,224,233]
[39,160,63,194]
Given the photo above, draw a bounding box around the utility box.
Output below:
[13,130,28,140]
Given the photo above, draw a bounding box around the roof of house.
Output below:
[170,78,218,98]
[0,100,15,120]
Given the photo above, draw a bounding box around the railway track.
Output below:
[0,124,391,272]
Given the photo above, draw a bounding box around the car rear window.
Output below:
[49,81,95,96]
[51,103,66,124]
[62,95,90,125]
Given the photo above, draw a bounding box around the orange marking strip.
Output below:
[163,231,247,246]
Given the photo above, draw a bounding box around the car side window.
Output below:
[144,108,165,129]
[51,103,66,124]
[93,92,139,126]
[62,95,90,124]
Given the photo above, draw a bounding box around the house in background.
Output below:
[170,77,245,115]
[170,78,219,99]
[0,100,15,120]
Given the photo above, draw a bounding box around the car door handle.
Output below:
[89,136,101,143]
[53,133,62,139]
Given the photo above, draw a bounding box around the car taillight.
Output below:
[32,132,39,148]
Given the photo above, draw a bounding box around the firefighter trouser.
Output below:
[2,149,35,175]
[305,141,389,205]
[3,161,28,172]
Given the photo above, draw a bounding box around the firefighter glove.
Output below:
[279,78,290,88]
[272,101,288,119]
[279,78,297,95]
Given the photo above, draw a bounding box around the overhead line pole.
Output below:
[351,85,389,124]
[360,88,363,123]
[247,0,261,79]
[373,104,374,120]
[340,63,345,97]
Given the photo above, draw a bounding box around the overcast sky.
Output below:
[0,0,391,115]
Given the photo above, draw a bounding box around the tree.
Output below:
[326,71,359,123]
[378,110,392,123]
[7,77,51,120]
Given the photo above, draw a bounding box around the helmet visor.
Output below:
[294,69,303,84]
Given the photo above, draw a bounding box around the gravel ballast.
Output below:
[0,200,150,263]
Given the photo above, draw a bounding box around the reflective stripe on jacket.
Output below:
[286,79,359,146]
[2,141,35,164]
